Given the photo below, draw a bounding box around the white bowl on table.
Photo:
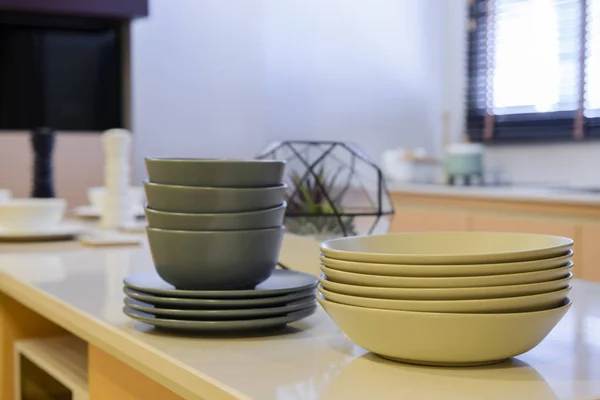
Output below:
[317,294,572,366]
[0,199,66,232]
[320,262,573,288]
[318,284,571,313]
[320,250,573,277]
[320,232,573,264]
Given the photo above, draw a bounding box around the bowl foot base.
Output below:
[377,354,508,367]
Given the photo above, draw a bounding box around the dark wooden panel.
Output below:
[0,0,148,19]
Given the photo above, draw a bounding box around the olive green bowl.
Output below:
[144,181,287,213]
[147,226,285,290]
[145,158,285,188]
[145,202,287,231]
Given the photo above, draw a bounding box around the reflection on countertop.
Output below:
[0,239,600,399]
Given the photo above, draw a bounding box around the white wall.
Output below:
[130,0,268,182]
[485,142,600,187]
[262,0,447,159]
[130,0,452,181]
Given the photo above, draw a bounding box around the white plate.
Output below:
[73,205,145,219]
[0,225,84,241]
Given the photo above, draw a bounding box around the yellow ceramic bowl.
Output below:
[320,250,573,277]
[320,232,573,264]
[317,284,571,313]
[317,294,571,366]
[319,273,572,300]
[320,262,573,288]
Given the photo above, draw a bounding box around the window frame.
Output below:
[466,0,600,143]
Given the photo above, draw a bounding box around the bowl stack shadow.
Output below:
[121,158,318,333]
[317,232,574,366]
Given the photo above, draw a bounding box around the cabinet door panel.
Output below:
[579,223,600,282]
[391,207,470,233]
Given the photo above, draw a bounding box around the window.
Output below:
[467,0,600,142]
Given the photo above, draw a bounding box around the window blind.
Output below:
[467,0,600,142]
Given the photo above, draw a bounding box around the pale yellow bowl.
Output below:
[320,250,573,277]
[320,262,573,288]
[318,284,571,313]
[320,273,572,300]
[320,232,573,264]
[317,294,571,366]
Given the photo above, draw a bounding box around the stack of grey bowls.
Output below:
[122,158,318,333]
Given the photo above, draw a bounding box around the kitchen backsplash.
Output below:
[485,142,600,188]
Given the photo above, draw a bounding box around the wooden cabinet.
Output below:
[390,192,599,282]
[391,205,470,233]
[579,223,600,282]
[471,214,582,278]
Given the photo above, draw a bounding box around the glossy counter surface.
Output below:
[388,182,600,205]
[1,238,600,400]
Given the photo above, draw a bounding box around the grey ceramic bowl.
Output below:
[144,181,287,213]
[145,158,285,188]
[146,226,284,290]
[145,202,287,231]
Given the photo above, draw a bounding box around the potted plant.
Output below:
[285,167,356,240]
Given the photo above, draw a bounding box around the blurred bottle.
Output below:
[30,127,56,198]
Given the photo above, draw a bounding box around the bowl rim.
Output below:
[317,283,572,306]
[143,180,288,192]
[319,249,574,269]
[320,260,574,282]
[317,291,573,317]
[145,157,285,165]
[319,272,573,294]
[146,226,285,234]
[320,232,574,262]
[145,202,287,217]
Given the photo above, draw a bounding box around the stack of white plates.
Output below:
[317,232,574,366]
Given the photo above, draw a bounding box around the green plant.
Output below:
[285,167,356,237]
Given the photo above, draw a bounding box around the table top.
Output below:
[0,236,599,400]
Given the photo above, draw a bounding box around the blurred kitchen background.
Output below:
[0,0,599,197]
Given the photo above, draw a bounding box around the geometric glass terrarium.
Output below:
[256,141,394,241]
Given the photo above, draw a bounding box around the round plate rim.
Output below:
[122,286,317,308]
[0,224,83,240]
[123,269,318,299]
[123,296,317,318]
[123,305,317,330]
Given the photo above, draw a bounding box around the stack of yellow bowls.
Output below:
[317,232,573,366]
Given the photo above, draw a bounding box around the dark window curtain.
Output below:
[467,0,600,143]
